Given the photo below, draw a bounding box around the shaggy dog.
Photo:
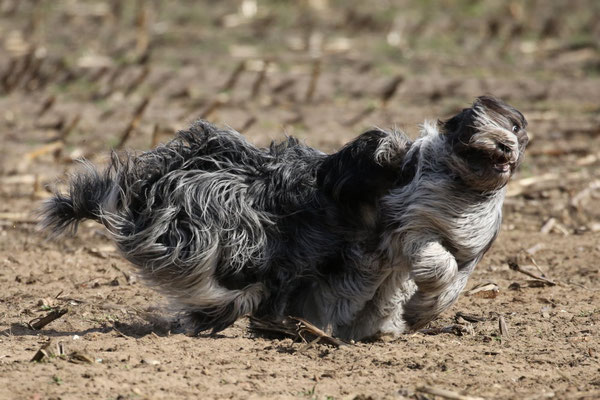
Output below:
[40,96,528,340]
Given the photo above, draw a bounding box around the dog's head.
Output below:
[442,96,528,191]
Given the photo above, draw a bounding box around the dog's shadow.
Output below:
[3,323,108,338]
[2,318,175,340]
[2,314,352,348]
[1,315,239,341]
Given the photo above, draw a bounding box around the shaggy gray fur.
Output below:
[39,96,528,340]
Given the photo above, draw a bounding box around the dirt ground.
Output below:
[1,1,599,399]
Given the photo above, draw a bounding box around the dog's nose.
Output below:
[496,142,518,164]
[497,142,511,154]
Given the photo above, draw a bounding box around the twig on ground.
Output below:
[31,339,64,362]
[498,315,509,338]
[112,326,133,339]
[379,74,404,107]
[248,316,347,347]
[37,94,56,117]
[25,141,64,161]
[540,217,556,234]
[420,324,474,336]
[465,282,499,298]
[135,2,150,56]
[58,114,81,141]
[416,385,485,400]
[507,260,556,286]
[525,243,545,256]
[115,97,150,149]
[297,336,321,353]
[304,58,321,103]
[250,60,269,98]
[69,350,94,364]
[124,65,150,96]
[0,174,37,184]
[221,60,246,91]
[28,307,69,330]
[198,93,229,120]
[523,253,546,277]
[0,58,18,92]
[290,317,347,347]
[150,124,175,148]
[455,312,486,323]
[570,180,600,208]
[238,116,257,133]
[342,105,375,126]
[248,316,299,337]
[507,171,589,197]
[0,212,37,223]
[272,77,295,94]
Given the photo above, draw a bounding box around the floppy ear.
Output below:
[442,108,477,150]
[317,129,412,210]
[441,111,465,135]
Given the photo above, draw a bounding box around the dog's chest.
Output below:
[398,179,504,261]
[442,197,503,261]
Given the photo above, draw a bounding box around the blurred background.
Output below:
[0,0,599,227]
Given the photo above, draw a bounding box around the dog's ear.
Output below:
[441,109,467,135]
[441,108,477,147]
[317,129,412,212]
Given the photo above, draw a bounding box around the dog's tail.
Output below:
[38,161,115,236]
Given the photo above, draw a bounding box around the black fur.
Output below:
[39,96,528,340]
[38,161,115,235]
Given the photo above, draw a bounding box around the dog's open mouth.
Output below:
[491,153,513,173]
[458,147,515,176]
[493,162,511,173]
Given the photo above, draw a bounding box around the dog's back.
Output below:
[40,120,415,336]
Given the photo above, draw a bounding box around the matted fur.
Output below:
[39,96,528,340]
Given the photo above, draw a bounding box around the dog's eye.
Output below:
[512,125,519,133]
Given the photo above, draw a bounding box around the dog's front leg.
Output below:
[401,234,470,330]
[337,237,461,340]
